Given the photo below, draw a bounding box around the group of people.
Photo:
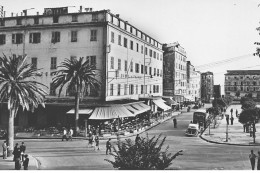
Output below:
[62,128,74,141]
[249,150,260,170]
[2,141,29,170]
[87,132,100,151]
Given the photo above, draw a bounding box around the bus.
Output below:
[193,108,210,129]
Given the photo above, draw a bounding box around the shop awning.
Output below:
[89,105,135,120]
[162,97,177,105]
[124,102,151,116]
[153,99,171,111]
[66,108,93,114]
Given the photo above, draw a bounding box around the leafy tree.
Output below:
[240,97,256,110]
[105,134,183,170]
[238,108,260,143]
[52,57,100,133]
[235,90,240,98]
[212,98,226,108]
[0,55,47,155]
[222,95,233,106]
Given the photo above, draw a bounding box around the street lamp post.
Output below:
[226,121,229,142]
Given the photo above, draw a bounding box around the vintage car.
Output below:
[185,123,200,137]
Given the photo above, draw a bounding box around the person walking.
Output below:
[2,141,8,159]
[106,138,112,155]
[249,150,257,170]
[257,151,260,170]
[236,109,238,117]
[62,128,67,141]
[230,108,233,116]
[88,132,93,147]
[68,128,73,141]
[226,114,229,125]
[173,118,177,128]
[23,154,29,170]
[20,142,26,162]
[230,116,234,125]
[94,135,100,151]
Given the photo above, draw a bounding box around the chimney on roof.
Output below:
[89,8,92,12]
[11,12,13,17]
[37,12,39,15]
[79,6,82,12]
[116,14,120,18]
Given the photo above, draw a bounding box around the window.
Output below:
[111,32,114,43]
[92,13,98,22]
[154,68,156,76]
[149,67,152,75]
[110,84,114,96]
[125,60,127,71]
[118,59,121,70]
[29,33,41,44]
[141,85,144,94]
[117,84,121,96]
[51,57,57,69]
[90,30,97,41]
[12,33,23,44]
[50,83,56,96]
[110,57,114,69]
[145,47,148,55]
[129,84,134,95]
[124,38,127,48]
[0,19,5,26]
[157,53,159,59]
[51,31,60,43]
[141,65,144,74]
[130,61,133,72]
[53,16,59,23]
[153,51,156,59]
[145,66,147,74]
[34,17,39,25]
[136,43,139,52]
[124,23,127,30]
[124,84,127,95]
[149,49,152,57]
[17,18,22,25]
[135,63,139,73]
[0,34,6,45]
[118,35,121,45]
[31,57,37,69]
[136,85,138,94]
[70,31,77,42]
[72,14,78,22]
[141,45,143,54]
[130,27,133,33]
[130,40,133,50]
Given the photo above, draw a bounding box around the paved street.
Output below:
[0,105,256,170]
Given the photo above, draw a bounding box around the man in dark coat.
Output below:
[106,138,112,155]
[23,154,29,170]
[230,116,234,125]
[13,143,20,161]
[20,142,26,161]
[173,118,177,128]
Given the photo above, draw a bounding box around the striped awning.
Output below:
[66,108,93,114]
[124,102,151,116]
[89,105,135,120]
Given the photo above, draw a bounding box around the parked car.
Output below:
[185,123,199,137]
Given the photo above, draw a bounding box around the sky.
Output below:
[2,0,260,94]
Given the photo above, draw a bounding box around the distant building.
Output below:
[213,85,221,98]
[224,70,260,99]
[186,61,201,101]
[163,42,187,103]
[201,71,214,103]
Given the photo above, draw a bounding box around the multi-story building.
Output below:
[201,71,214,103]
[186,61,201,101]
[163,42,187,103]
[224,70,260,99]
[213,85,221,98]
[0,6,165,128]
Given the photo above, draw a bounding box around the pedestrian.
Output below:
[20,142,26,162]
[68,128,73,141]
[173,118,177,128]
[249,150,257,170]
[13,143,20,161]
[230,108,233,116]
[62,128,67,141]
[92,134,96,148]
[106,138,112,155]
[224,108,226,113]
[226,114,229,125]
[230,116,234,125]
[94,135,100,151]
[2,141,8,159]
[88,132,93,147]
[15,157,22,170]
[135,134,141,144]
[257,151,260,170]
[243,124,246,132]
[236,109,238,117]
[23,154,29,170]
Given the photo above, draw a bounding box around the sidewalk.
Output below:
[201,104,260,146]
[0,154,39,170]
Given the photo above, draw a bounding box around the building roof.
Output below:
[225,70,260,75]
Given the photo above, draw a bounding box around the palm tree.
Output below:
[0,54,47,155]
[52,57,100,134]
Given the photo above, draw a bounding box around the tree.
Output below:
[238,108,260,143]
[105,134,183,170]
[235,90,240,99]
[52,57,100,133]
[240,97,256,110]
[212,98,227,108]
[0,55,47,155]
